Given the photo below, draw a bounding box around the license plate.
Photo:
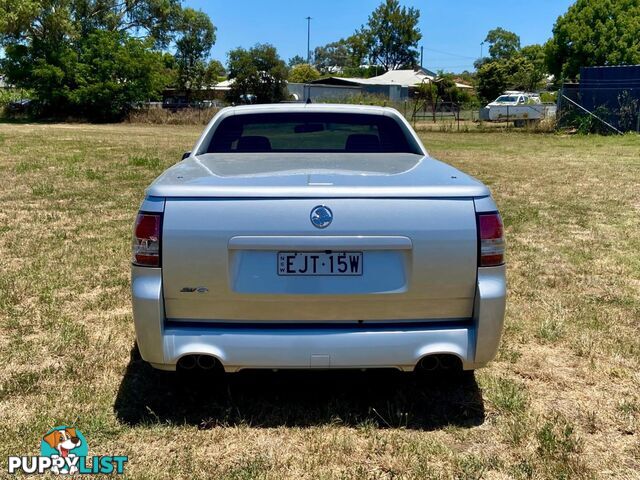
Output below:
[277,251,363,276]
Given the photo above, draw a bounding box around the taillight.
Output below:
[132,213,162,267]
[478,212,505,267]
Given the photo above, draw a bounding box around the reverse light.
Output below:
[132,213,162,267]
[478,212,505,267]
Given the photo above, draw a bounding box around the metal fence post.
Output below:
[556,86,563,118]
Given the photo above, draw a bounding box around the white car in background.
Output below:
[131,104,506,375]
[488,91,542,107]
[485,91,555,124]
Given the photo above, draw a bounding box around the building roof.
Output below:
[366,68,435,86]
[312,68,434,87]
[311,68,473,89]
[212,78,234,90]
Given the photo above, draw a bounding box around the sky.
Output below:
[186,0,576,73]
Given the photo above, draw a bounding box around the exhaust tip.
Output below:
[196,355,219,370]
[438,354,459,370]
[177,355,197,370]
[177,354,223,373]
[415,354,463,373]
[417,355,440,372]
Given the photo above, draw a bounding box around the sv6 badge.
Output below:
[180,287,209,293]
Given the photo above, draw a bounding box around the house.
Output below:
[300,68,472,102]
[161,80,231,108]
[211,79,234,93]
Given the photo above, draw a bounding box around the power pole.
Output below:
[306,16,312,64]
[420,46,423,68]
[480,41,484,59]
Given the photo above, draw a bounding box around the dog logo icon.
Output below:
[8,425,127,475]
[40,426,88,474]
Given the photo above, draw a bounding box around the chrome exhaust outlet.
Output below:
[196,355,217,370]
[177,355,197,370]
[438,354,458,370]
[418,355,440,372]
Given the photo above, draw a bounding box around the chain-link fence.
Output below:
[390,100,482,131]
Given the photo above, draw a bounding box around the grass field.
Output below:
[0,123,638,479]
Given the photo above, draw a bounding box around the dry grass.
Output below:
[0,123,638,479]
[411,118,557,134]
[127,107,221,125]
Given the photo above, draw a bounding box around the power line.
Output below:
[422,47,477,60]
[428,64,476,70]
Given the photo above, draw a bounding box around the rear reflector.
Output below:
[132,213,162,267]
[478,212,505,267]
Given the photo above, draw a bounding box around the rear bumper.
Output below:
[159,321,478,371]
[131,265,506,372]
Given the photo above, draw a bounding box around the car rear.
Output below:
[131,105,506,373]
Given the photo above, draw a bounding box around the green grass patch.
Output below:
[128,155,162,169]
[482,376,529,415]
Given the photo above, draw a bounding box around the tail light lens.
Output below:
[132,213,162,267]
[478,212,505,267]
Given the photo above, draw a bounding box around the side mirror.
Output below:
[181,151,191,160]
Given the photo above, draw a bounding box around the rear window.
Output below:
[206,112,416,153]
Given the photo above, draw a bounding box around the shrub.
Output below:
[288,64,321,83]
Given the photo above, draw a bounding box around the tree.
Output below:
[360,0,421,71]
[476,61,509,104]
[455,70,476,87]
[475,54,545,103]
[0,0,182,48]
[520,44,546,73]
[345,33,369,68]
[160,52,179,88]
[226,44,288,104]
[288,64,321,83]
[413,74,470,122]
[484,27,521,61]
[314,40,351,73]
[509,53,545,92]
[0,0,187,119]
[313,34,370,73]
[203,60,226,85]
[288,55,306,67]
[545,0,640,80]
[69,31,169,120]
[174,8,216,100]
[475,28,548,103]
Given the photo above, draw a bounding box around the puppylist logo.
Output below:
[7,426,128,475]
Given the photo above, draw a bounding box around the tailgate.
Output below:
[162,198,477,322]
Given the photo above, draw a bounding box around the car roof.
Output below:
[224,103,391,115]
